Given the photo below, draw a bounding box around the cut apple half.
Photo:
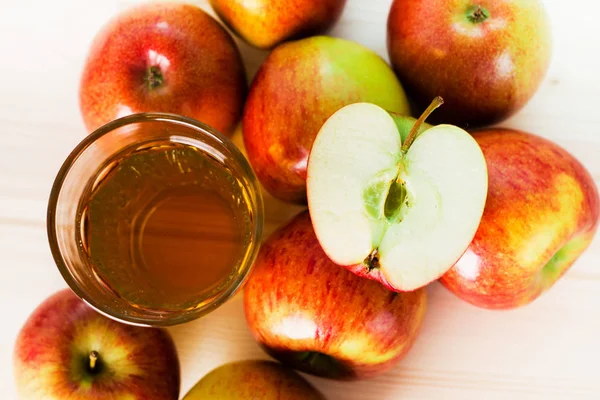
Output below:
[307,98,488,291]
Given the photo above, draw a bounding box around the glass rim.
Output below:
[47,112,264,326]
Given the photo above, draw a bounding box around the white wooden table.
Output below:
[1,0,599,398]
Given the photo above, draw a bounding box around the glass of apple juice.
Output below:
[47,113,263,326]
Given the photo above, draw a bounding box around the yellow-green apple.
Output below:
[80,2,246,135]
[244,211,427,380]
[243,36,410,203]
[13,289,180,399]
[387,0,552,127]
[183,360,325,399]
[209,0,347,49]
[307,98,488,291]
[441,129,599,308]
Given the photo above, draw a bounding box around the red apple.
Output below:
[183,360,326,399]
[13,289,180,399]
[209,0,347,49]
[80,2,246,135]
[243,36,410,203]
[440,129,600,309]
[244,211,427,380]
[387,0,552,127]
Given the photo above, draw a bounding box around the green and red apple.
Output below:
[80,2,246,135]
[387,0,552,127]
[244,211,427,380]
[243,36,410,203]
[307,99,488,291]
[210,0,347,49]
[441,129,600,308]
[183,360,325,399]
[13,289,180,399]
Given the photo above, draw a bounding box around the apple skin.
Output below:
[13,289,180,399]
[243,36,410,203]
[387,0,552,127]
[244,211,427,380]
[209,0,347,49]
[183,360,326,399]
[440,129,599,309]
[80,2,246,135]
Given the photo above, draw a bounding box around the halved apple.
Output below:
[307,98,488,291]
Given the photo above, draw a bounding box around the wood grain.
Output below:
[1,0,599,399]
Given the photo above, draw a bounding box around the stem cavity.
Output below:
[89,351,99,372]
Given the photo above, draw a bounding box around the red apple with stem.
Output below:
[80,2,247,135]
[244,211,427,380]
[387,0,552,127]
[209,0,347,49]
[441,129,599,308]
[13,289,180,399]
[243,36,410,203]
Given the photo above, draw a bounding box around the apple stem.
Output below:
[401,96,444,154]
[89,351,99,371]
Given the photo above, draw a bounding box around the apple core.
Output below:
[364,97,445,264]
[383,179,408,223]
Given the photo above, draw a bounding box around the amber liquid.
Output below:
[79,141,253,310]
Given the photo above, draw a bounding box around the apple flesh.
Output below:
[80,2,246,135]
[307,99,488,291]
[13,289,180,399]
[387,0,552,127]
[244,211,427,380]
[183,360,326,399]
[440,129,600,308]
[243,36,410,203]
[209,0,347,49]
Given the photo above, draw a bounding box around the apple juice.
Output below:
[78,141,254,310]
